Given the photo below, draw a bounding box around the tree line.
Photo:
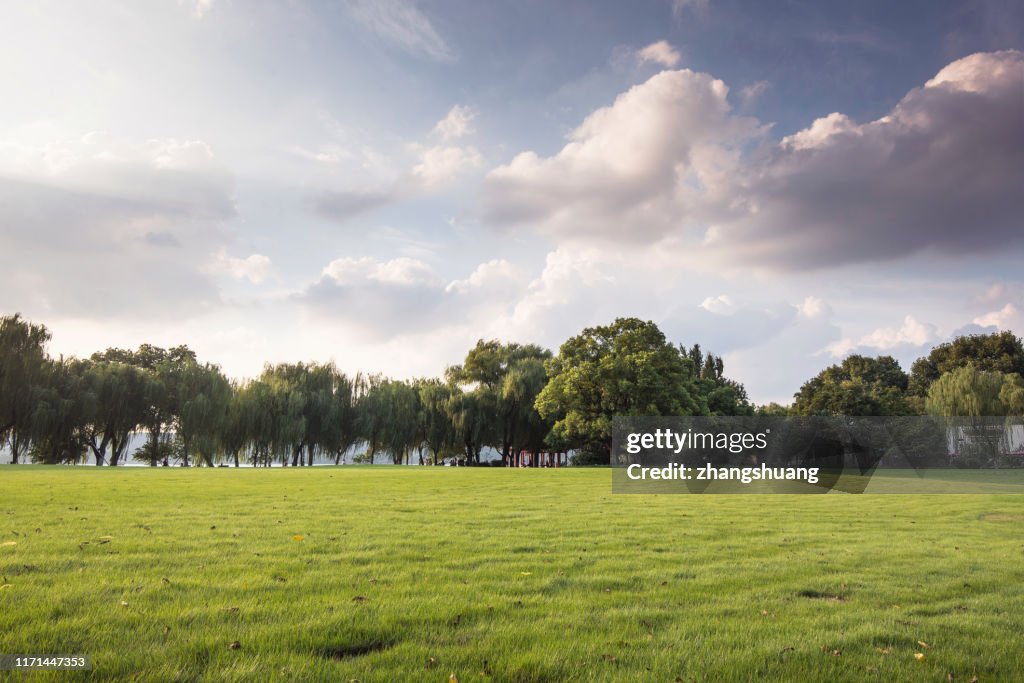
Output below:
[767,331,1024,419]
[0,315,750,466]
[2,312,1022,467]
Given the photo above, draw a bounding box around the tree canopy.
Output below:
[909,331,1024,396]
[792,355,912,416]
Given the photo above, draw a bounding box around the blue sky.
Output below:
[1,0,1022,403]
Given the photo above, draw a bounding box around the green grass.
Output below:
[1,467,1022,682]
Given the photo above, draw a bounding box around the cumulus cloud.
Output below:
[322,256,441,287]
[445,259,524,295]
[710,50,1024,269]
[409,143,483,188]
[479,50,1024,271]
[347,0,453,62]
[796,296,831,318]
[480,68,759,240]
[636,40,681,67]
[827,315,938,357]
[973,303,1021,330]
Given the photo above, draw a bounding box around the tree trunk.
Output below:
[150,425,161,467]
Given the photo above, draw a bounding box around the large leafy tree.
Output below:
[909,331,1024,396]
[535,318,705,462]
[0,314,51,464]
[792,355,912,416]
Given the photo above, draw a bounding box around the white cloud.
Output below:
[432,105,477,141]
[322,256,441,287]
[445,259,524,294]
[828,315,938,357]
[480,68,759,241]
[409,144,483,188]
[213,251,274,284]
[780,112,857,152]
[636,41,681,68]
[796,296,831,318]
[973,303,1021,330]
[347,0,453,62]
[700,294,736,315]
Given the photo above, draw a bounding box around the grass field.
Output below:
[1,467,1023,682]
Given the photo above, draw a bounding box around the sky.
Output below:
[1,0,1022,404]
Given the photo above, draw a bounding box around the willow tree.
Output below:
[177,362,232,466]
[0,314,51,464]
[29,357,89,464]
[926,364,1012,466]
[78,359,148,465]
[925,364,1009,417]
[92,344,198,466]
[415,378,456,465]
[447,340,552,465]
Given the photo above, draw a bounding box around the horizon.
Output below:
[1,1,1022,404]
